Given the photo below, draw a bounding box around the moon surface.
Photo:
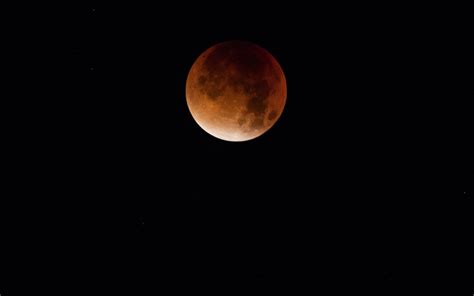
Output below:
[186,41,287,142]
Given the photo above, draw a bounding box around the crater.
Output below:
[250,117,264,130]
[267,110,278,121]
[197,75,207,86]
[206,87,224,100]
[237,117,247,126]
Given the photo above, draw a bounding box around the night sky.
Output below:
[2,3,472,295]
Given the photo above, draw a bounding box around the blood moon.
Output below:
[186,41,287,142]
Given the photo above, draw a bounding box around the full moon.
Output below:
[186,41,287,142]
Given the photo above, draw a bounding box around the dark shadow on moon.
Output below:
[202,41,268,78]
[199,41,273,105]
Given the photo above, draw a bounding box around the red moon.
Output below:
[186,41,287,142]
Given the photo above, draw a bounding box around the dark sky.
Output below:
[2,3,472,295]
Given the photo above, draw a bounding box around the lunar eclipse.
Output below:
[186,41,287,141]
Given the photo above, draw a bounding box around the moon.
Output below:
[186,41,287,142]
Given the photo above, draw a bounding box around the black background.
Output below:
[2,3,472,295]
